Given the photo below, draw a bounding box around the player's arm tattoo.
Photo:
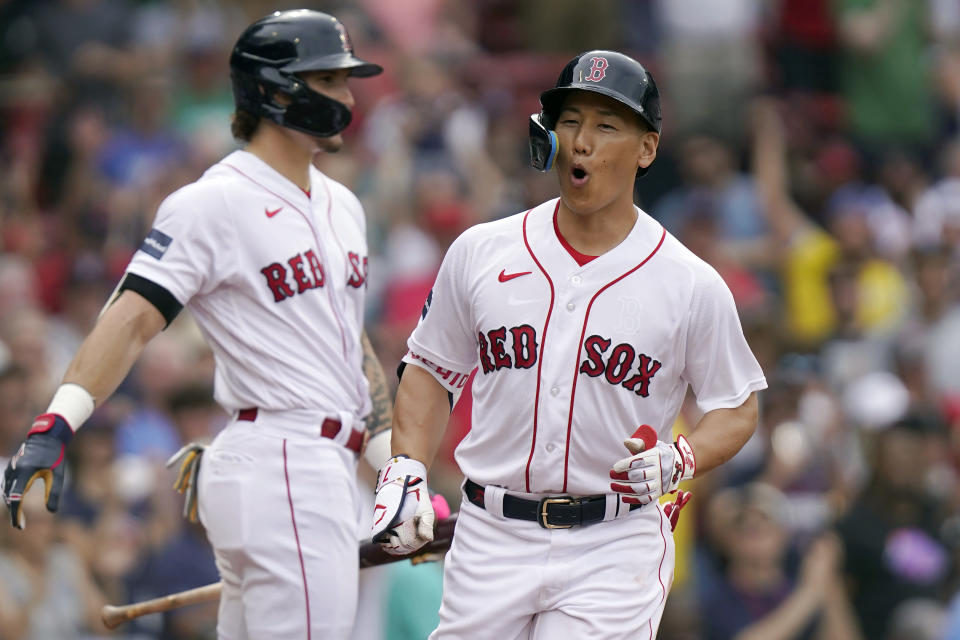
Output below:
[361,330,393,436]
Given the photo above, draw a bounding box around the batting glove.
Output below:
[166,442,206,523]
[3,413,75,529]
[663,490,692,531]
[371,455,435,555]
[609,425,696,506]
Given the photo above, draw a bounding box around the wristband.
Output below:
[45,383,95,432]
[364,429,392,470]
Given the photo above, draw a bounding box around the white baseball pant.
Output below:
[431,493,675,639]
[198,410,360,639]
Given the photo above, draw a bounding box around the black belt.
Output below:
[464,479,640,529]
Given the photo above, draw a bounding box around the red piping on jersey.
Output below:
[319,175,369,409]
[313,177,352,367]
[521,204,556,493]
[561,226,666,491]
[553,211,598,266]
[652,505,668,639]
[283,439,312,639]
[222,163,356,400]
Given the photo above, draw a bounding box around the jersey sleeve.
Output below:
[124,185,234,305]
[682,271,767,414]
[406,231,478,378]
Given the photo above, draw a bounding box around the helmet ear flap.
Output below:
[529,113,558,172]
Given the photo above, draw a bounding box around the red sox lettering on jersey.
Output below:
[401,199,766,496]
[475,325,661,398]
[260,248,367,303]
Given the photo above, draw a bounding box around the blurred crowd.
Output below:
[1,0,960,638]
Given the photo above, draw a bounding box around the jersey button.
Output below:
[550,386,560,396]
[571,275,581,285]
[545,443,556,452]
[566,302,575,312]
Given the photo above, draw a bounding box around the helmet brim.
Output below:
[284,53,382,77]
[540,85,658,133]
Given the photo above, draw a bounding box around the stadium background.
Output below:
[0,0,959,638]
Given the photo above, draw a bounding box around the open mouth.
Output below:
[571,166,589,187]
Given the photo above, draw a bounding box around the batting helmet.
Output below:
[230,10,382,138]
[529,50,661,176]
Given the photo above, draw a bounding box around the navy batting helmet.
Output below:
[529,50,661,176]
[230,10,382,138]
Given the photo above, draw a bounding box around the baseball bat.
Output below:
[101,513,458,629]
[100,582,221,630]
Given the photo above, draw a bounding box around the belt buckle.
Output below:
[539,496,575,529]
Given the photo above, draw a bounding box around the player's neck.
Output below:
[245,126,313,192]
[556,199,637,256]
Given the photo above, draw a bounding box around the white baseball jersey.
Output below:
[125,149,371,421]
[405,198,767,496]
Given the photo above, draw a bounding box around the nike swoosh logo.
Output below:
[499,269,532,282]
[265,207,283,218]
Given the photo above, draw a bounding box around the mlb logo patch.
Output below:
[140,228,173,259]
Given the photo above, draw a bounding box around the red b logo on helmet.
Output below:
[584,56,608,82]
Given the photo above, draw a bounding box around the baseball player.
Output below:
[371,51,767,638]
[3,10,394,639]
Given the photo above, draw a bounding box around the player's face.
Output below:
[553,91,658,216]
[298,68,355,153]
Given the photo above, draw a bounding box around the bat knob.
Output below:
[630,425,658,452]
[101,604,127,630]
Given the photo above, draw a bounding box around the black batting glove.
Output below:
[3,413,74,529]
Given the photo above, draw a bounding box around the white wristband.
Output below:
[46,383,96,431]
[363,429,392,470]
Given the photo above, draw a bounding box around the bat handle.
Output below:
[100,582,222,630]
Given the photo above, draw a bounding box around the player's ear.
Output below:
[637,130,659,172]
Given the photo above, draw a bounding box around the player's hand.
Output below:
[371,455,435,555]
[609,425,695,505]
[2,414,75,529]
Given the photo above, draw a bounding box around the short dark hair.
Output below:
[231,109,260,142]
[166,383,216,415]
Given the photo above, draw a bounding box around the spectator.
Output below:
[834,0,935,155]
[0,490,107,639]
[836,415,954,638]
[700,482,862,640]
[655,134,767,247]
[0,307,60,408]
[751,98,909,347]
[56,416,155,603]
[124,521,219,640]
[0,364,32,465]
[28,0,139,111]
[912,141,960,254]
[655,0,763,142]
[114,328,196,460]
[165,383,225,448]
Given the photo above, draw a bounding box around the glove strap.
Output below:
[377,455,428,490]
[27,413,74,445]
[669,434,696,490]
